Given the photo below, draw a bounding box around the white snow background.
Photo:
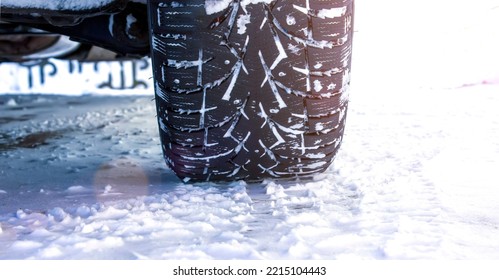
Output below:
[1,0,499,259]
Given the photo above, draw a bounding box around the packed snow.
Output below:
[1,0,499,259]
[205,0,275,15]
[0,0,116,11]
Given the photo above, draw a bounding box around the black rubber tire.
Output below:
[148,0,354,182]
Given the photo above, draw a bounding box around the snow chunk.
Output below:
[265,182,287,199]
[66,185,90,193]
[317,7,347,19]
[205,240,257,259]
[313,80,323,92]
[5,98,17,107]
[205,0,232,15]
[103,184,113,194]
[98,206,129,220]
[48,207,68,222]
[40,246,63,258]
[126,14,138,39]
[288,241,310,258]
[75,206,94,218]
[286,15,296,25]
[237,14,252,34]
[306,153,326,159]
[16,209,27,219]
[11,240,43,250]
[74,236,124,253]
[205,0,274,15]
[1,0,116,11]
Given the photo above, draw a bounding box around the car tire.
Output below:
[147,0,354,182]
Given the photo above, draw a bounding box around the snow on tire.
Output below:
[148,0,354,182]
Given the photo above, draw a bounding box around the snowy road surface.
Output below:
[1,0,499,259]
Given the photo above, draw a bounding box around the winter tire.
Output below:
[148,0,354,182]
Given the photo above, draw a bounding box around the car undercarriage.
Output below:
[0,0,150,58]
